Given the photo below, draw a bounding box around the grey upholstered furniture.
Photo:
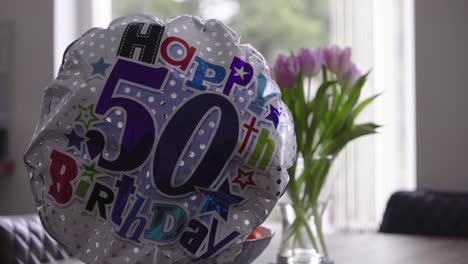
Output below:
[0,214,69,264]
[379,190,468,238]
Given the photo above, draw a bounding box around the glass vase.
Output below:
[276,155,337,264]
[277,203,333,264]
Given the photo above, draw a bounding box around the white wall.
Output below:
[0,0,54,214]
[415,0,468,191]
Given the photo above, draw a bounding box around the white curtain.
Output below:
[328,0,416,231]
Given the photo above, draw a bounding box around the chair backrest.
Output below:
[379,190,468,238]
[0,214,69,264]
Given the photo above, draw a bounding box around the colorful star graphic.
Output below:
[265,104,282,129]
[91,57,111,76]
[81,162,99,181]
[232,168,256,191]
[75,104,99,130]
[64,129,84,150]
[234,65,249,80]
[198,180,244,221]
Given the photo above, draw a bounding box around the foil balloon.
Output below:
[24,14,296,263]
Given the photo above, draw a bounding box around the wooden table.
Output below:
[54,232,468,264]
[257,232,468,264]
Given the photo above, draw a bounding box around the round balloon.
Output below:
[24,14,296,263]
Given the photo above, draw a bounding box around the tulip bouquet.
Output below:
[272,46,379,257]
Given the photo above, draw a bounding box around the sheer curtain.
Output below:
[329,0,416,231]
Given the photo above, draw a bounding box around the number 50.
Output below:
[86,59,239,197]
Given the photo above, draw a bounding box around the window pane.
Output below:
[112,0,330,61]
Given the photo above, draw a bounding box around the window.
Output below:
[112,0,330,60]
[54,0,415,231]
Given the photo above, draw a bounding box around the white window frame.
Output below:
[53,0,112,75]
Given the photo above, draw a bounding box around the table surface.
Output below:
[257,231,468,264]
[56,232,468,264]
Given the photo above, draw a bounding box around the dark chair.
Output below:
[379,190,468,238]
[0,214,70,264]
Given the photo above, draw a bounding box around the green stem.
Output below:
[296,205,319,251]
[300,157,320,205]
[310,160,331,205]
[312,205,328,256]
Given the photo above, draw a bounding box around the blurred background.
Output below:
[0,0,467,235]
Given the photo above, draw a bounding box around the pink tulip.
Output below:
[297,48,323,78]
[323,46,352,74]
[274,54,300,90]
[338,63,362,89]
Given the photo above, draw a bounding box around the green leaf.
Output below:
[306,81,336,155]
[352,93,381,120]
[321,122,380,155]
[323,72,369,139]
[341,72,369,114]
